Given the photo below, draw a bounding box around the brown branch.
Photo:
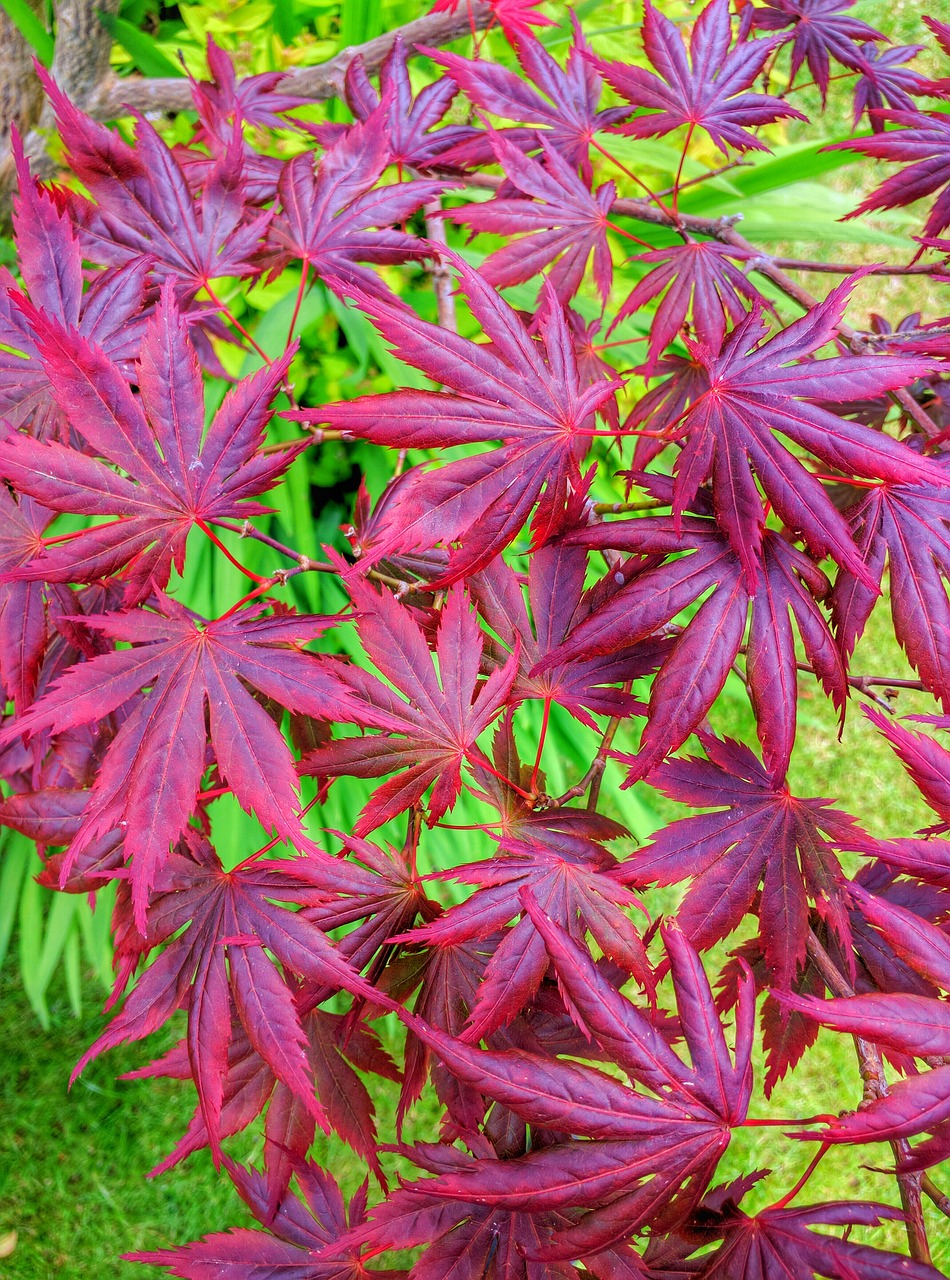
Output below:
[865,324,950,343]
[771,258,950,277]
[423,196,458,333]
[806,930,933,1265]
[0,0,494,202]
[93,1,493,118]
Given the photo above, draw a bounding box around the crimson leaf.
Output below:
[616,732,864,991]
[73,834,384,1158]
[445,133,616,304]
[0,595,352,925]
[293,257,619,584]
[423,14,629,179]
[633,278,941,586]
[301,575,517,834]
[0,285,303,604]
[270,106,448,305]
[543,518,847,782]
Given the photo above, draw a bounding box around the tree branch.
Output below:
[771,258,950,278]
[95,1,493,117]
[806,930,933,1265]
[0,0,494,203]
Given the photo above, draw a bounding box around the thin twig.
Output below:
[771,258,950,278]
[794,660,927,695]
[922,1173,950,1220]
[593,498,664,514]
[422,197,457,334]
[655,156,752,199]
[555,690,630,809]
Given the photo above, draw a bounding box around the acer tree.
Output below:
[5,0,950,1275]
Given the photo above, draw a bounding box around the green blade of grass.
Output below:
[97,12,183,77]
[0,0,53,65]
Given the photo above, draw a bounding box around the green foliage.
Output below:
[0,0,53,64]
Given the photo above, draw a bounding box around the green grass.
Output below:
[0,975,254,1277]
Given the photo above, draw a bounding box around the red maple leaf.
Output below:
[38,67,270,300]
[590,0,805,155]
[304,35,477,170]
[72,833,385,1159]
[612,239,773,374]
[633,278,942,586]
[0,595,354,924]
[0,492,52,709]
[301,575,517,833]
[429,0,556,45]
[0,285,303,605]
[129,1008,399,1213]
[445,133,616,304]
[541,517,848,783]
[0,131,147,437]
[829,108,950,239]
[394,815,651,1042]
[269,105,449,305]
[130,1157,397,1279]
[394,909,753,1258]
[831,471,950,709]
[748,0,886,103]
[423,14,630,180]
[292,256,620,584]
[471,536,662,730]
[617,732,868,991]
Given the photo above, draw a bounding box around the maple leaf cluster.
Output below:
[4,1,950,1276]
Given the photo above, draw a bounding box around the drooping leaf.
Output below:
[831,480,950,709]
[0,595,353,924]
[129,1157,395,1279]
[73,834,385,1160]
